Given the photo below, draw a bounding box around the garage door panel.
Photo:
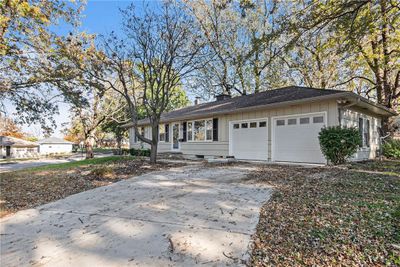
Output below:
[231,120,268,161]
[273,113,326,164]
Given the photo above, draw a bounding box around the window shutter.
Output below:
[213,118,218,141]
[133,128,137,143]
[182,122,187,142]
[358,118,364,146]
[165,124,169,142]
[366,119,370,147]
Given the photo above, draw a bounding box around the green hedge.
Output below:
[121,148,151,157]
[382,139,400,159]
[319,126,362,165]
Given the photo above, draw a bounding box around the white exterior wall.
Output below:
[129,126,176,152]
[39,144,73,155]
[340,108,381,161]
[0,146,39,159]
[129,99,339,159]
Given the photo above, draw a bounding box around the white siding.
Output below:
[0,146,39,159]
[39,144,72,155]
[128,99,339,159]
[340,108,381,161]
[129,126,171,152]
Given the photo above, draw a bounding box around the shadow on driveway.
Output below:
[0,165,272,266]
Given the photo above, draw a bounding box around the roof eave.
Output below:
[344,93,397,116]
[128,93,349,127]
[125,92,397,127]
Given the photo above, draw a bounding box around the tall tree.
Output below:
[282,30,343,89]
[0,115,25,139]
[61,2,201,164]
[0,0,86,132]
[69,88,126,159]
[184,0,288,97]
[290,0,400,131]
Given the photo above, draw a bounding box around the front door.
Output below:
[6,146,11,157]
[172,123,180,151]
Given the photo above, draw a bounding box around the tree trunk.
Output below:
[116,136,122,155]
[149,123,159,164]
[85,136,95,159]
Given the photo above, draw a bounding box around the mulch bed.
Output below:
[247,161,400,266]
[0,159,184,218]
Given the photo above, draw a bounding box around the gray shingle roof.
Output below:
[129,86,395,126]
[38,137,72,144]
[0,136,39,147]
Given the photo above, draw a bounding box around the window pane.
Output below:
[159,124,165,141]
[259,121,267,127]
[194,120,205,141]
[233,123,239,129]
[250,122,257,128]
[276,120,285,126]
[313,116,324,123]
[188,122,193,141]
[300,118,309,124]
[288,118,297,125]
[241,123,248,128]
[206,120,213,140]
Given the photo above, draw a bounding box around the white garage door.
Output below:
[272,112,327,164]
[230,119,268,160]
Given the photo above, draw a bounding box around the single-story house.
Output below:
[0,136,40,159]
[126,86,397,164]
[38,137,73,155]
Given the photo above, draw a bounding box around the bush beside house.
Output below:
[319,126,362,165]
[382,139,400,159]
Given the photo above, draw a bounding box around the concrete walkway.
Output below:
[0,165,272,266]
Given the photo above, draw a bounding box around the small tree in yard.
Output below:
[59,1,201,164]
[319,126,362,165]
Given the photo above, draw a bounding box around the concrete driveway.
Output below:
[0,164,271,266]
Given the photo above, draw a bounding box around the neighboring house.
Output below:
[0,136,39,159]
[126,86,397,164]
[38,137,73,155]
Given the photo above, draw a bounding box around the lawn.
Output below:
[0,156,184,218]
[248,160,400,266]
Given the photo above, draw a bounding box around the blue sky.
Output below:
[10,0,162,137]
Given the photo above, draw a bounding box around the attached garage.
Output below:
[229,119,268,160]
[272,112,327,164]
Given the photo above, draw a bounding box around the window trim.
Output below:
[187,118,214,142]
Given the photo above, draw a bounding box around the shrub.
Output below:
[382,139,400,159]
[318,126,362,165]
[129,148,151,157]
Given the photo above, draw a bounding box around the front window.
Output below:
[187,119,213,141]
[359,118,370,147]
[159,124,165,142]
[206,120,213,141]
[188,122,193,141]
[194,120,205,141]
[358,118,370,147]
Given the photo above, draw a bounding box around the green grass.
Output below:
[22,156,134,172]
[92,148,115,153]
